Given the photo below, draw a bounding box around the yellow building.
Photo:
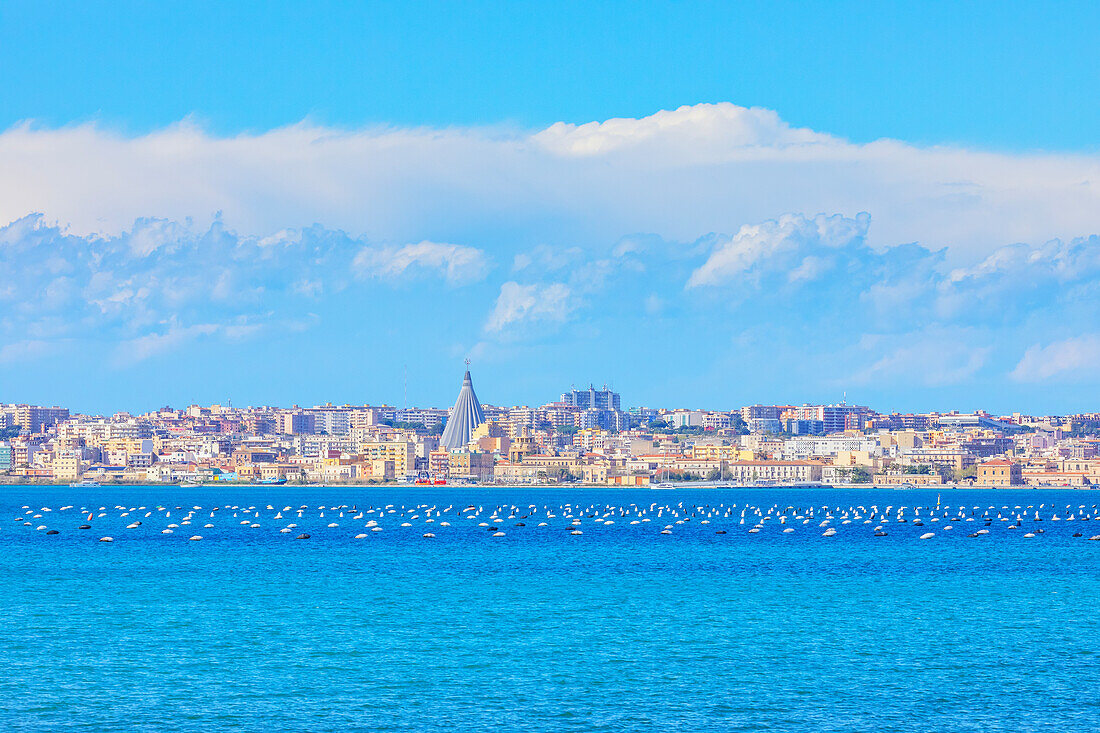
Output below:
[357,441,416,476]
[978,459,1022,486]
[52,454,83,481]
[692,444,753,461]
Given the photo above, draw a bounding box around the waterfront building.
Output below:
[358,441,417,477]
[978,458,1023,486]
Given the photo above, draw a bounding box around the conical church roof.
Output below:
[440,370,485,450]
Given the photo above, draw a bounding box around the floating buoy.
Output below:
[295,533,310,540]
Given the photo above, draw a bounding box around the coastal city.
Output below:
[2,368,1098,488]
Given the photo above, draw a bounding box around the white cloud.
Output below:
[687,212,870,288]
[117,323,219,365]
[512,244,583,273]
[850,331,991,387]
[353,240,491,285]
[2,103,1099,262]
[484,282,572,334]
[1011,335,1100,382]
[533,103,832,156]
[0,215,489,362]
[0,339,56,364]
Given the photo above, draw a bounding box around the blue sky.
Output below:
[1,1,1100,415]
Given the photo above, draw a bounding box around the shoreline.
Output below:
[1,480,1096,490]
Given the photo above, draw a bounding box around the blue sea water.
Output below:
[2,486,1100,732]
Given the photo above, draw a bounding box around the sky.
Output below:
[1,1,1100,415]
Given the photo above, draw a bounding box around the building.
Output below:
[561,385,620,411]
[785,419,825,436]
[978,459,1022,486]
[395,408,448,430]
[359,441,417,477]
[440,368,485,450]
[15,405,70,433]
[723,460,823,483]
[53,453,83,481]
[0,442,11,472]
[280,412,316,435]
[307,406,352,435]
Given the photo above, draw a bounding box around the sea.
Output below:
[2,485,1099,732]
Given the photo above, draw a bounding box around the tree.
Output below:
[0,425,22,440]
[850,467,871,483]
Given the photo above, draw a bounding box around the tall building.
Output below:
[561,385,620,411]
[14,405,70,433]
[440,368,485,450]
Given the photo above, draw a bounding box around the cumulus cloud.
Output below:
[533,103,832,156]
[353,240,491,285]
[484,282,572,334]
[1011,335,1100,382]
[687,212,871,288]
[0,214,489,363]
[512,244,584,273]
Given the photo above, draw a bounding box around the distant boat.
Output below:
[69,480,102,488]
[652,482,676,489]
[254,478,287,485]
[180,481,202,488]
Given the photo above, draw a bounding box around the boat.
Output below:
[652,482,676,490]
[254,477,287,485]
[69,480,102,488]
